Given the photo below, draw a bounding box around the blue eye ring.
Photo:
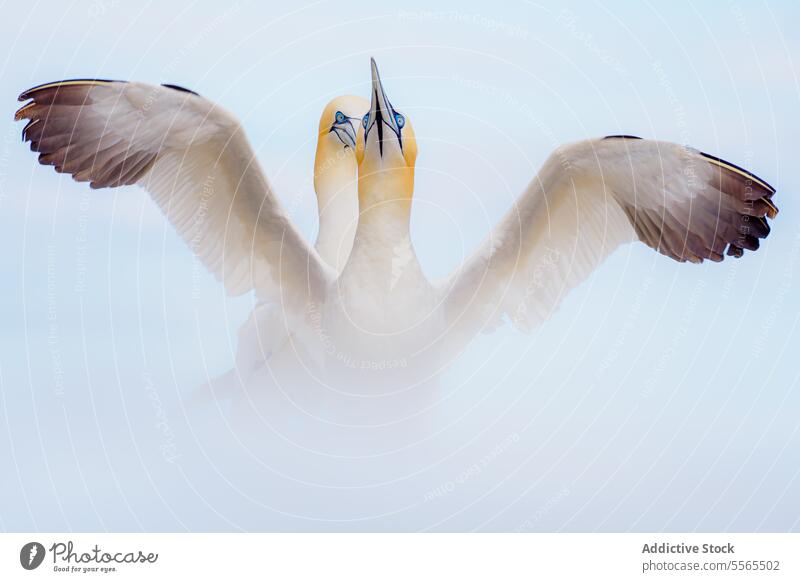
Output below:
[362,113,369,128]
[334,111,345,124]
[394,112,405,129]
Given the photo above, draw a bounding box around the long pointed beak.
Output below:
[330,121,356,149]
[365,58,400,147]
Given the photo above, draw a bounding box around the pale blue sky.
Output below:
[0,0,798,532]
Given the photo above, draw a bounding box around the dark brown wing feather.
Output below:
[15,79,202,190]
[620,150,777,263]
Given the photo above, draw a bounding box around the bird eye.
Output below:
[395,113,405,129]
[362,113,369,129]
[335,111,345,124]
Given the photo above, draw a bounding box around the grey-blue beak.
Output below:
[330,121,356,149]
[364,58,401,153]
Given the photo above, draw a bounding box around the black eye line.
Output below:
[390,108,404,152]
[375,90,384,157]
[330,126,352,148]
[330,118,355,130]
[335,110,360,127]
[363,98,403,157]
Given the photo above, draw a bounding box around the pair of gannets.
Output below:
[16,59,778,378]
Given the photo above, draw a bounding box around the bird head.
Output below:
[356,59,417,203]
[314,95,367,201]
[317,95,366,151]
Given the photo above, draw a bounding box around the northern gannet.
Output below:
[15,62,778,382]
[15,80,360,371]
[322,59,779,375]
[235,95,366,378]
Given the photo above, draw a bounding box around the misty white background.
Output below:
[0,0,798,531]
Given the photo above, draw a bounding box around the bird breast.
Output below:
[320,238,442,370]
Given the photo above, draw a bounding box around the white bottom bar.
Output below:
[1,533,797,581]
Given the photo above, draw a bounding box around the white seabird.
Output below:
[15,61,778,384]
[234,95,366,379]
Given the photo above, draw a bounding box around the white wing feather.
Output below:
[440,137,777,334]
[17,80,332,314]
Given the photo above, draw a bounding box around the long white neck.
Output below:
[314,182,358,273]
[329,162,440,367]
[313,151,358,273]
[344,168,423,291]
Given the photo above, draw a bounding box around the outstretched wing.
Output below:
[440,136,777,334]
[16,79,332,312]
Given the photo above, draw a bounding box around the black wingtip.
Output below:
[727,245,744,258]
[17,78,120,101]
[14,102,36,121]
[603,134,643,140]
[21,118,39,142]
[161,83,199,96]
[699,150,776,195]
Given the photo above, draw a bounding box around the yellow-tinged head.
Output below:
[314,95,369,203]
[356,59,417,207]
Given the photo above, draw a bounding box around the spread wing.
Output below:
[16,79,332,313]
[440,136,778,334]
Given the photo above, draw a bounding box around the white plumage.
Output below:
[16,62,777,382]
